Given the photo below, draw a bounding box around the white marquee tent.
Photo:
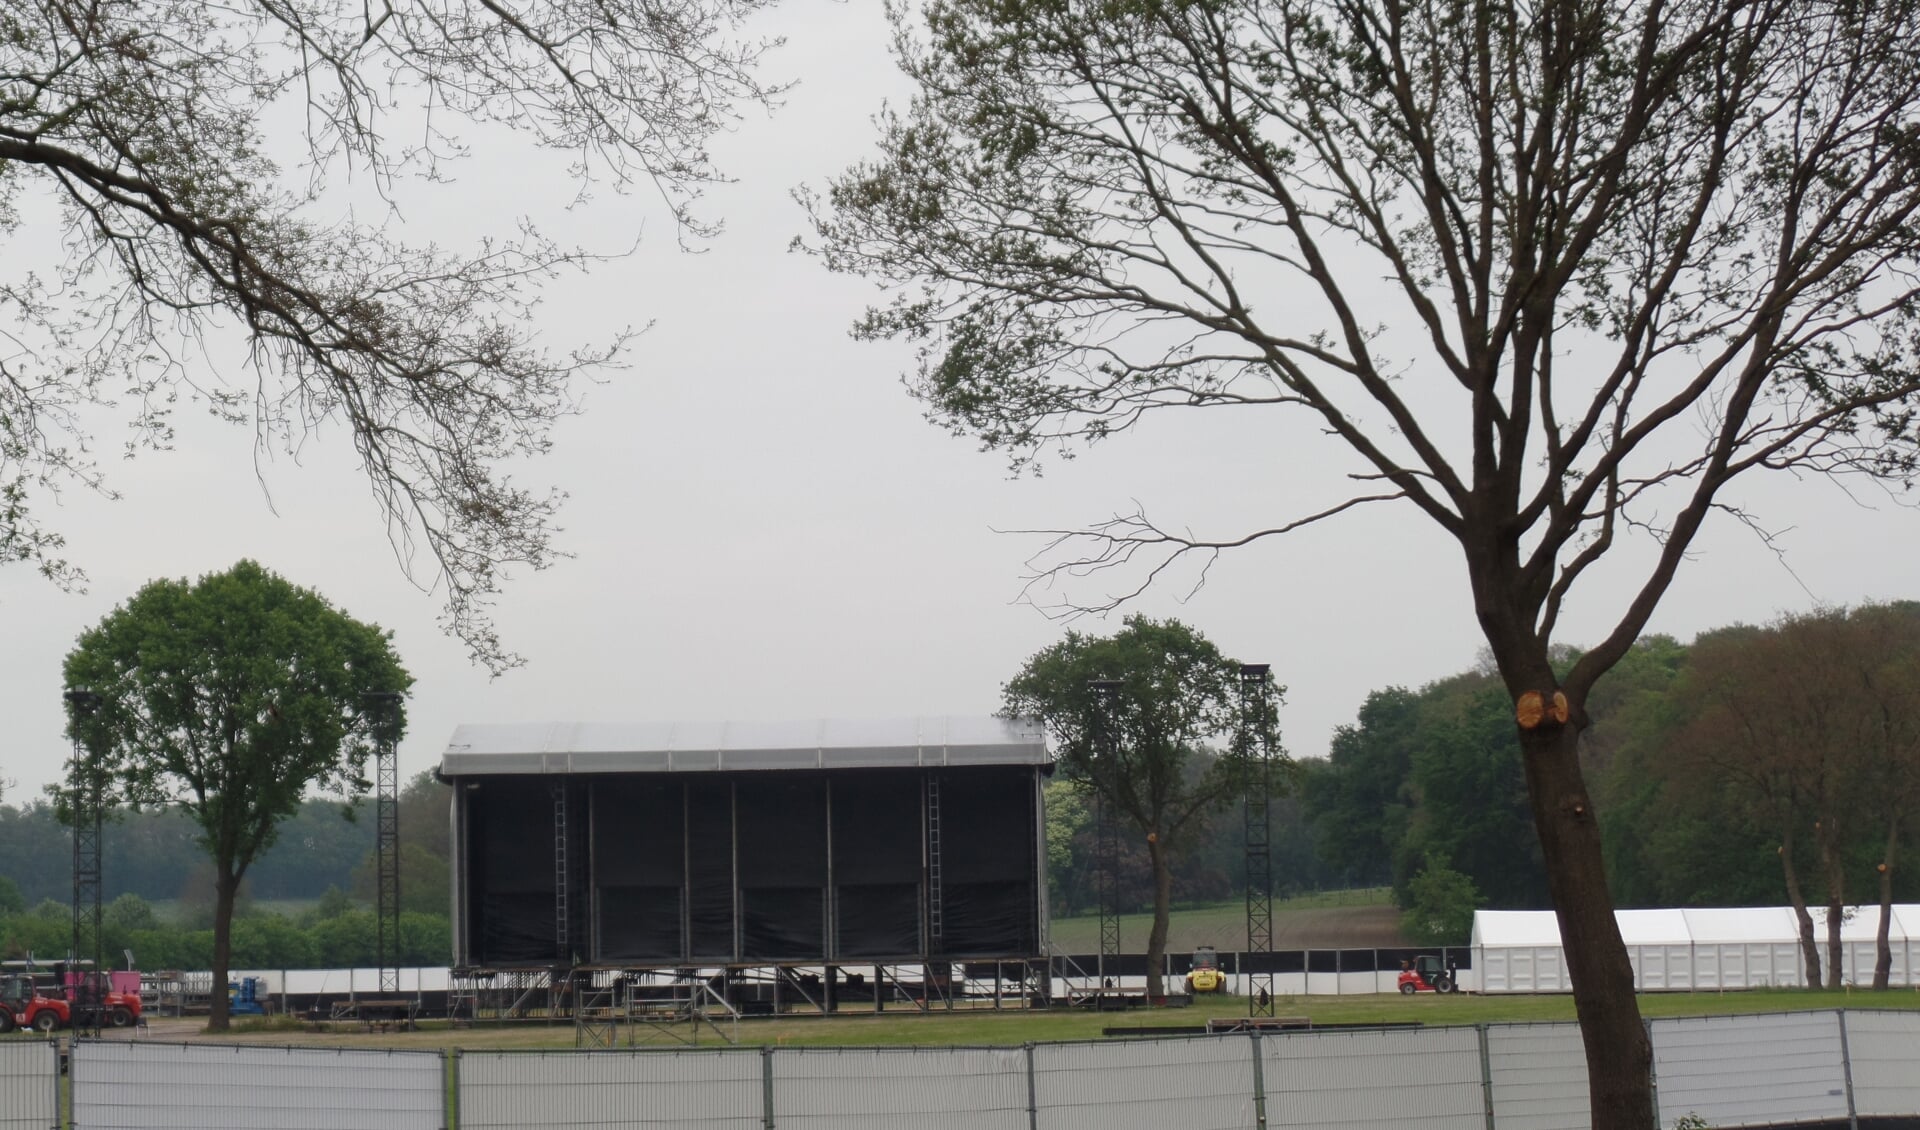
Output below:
[1471,904,1920,993]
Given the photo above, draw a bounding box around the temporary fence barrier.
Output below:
[1648,1012,1850,1128]
[1032,1034,1256,1130]
[70,1041,445,1129]
[456,1046,763,1130]
[1484,1021,1591,1130]
[55,1006,1920,1130]
[0,1040,56,1130]
[1262,1024,1483,1129]
[774,1046,1029,1130]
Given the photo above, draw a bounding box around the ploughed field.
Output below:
[1046,888,1407,953]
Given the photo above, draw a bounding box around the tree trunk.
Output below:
[1817,819,1846,989]
[1779,825,1822,989]
[1145,832,1171,1002]
[1874,817,1898,991]
[1514,717,1653,1130]
[208,867,236,1033]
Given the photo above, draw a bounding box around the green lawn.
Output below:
[162,985,1920,1053]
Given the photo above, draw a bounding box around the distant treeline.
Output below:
[1301,606,1920,919]
[1,772,453,966]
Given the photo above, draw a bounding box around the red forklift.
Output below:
[0,967,71,1034]
[1396,954,1458,994]
[53,959,143,1029]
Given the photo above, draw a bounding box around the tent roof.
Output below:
[1681,906,1800,943]
[1473,905,1920,949]
[1471,910,1564,948]
[438,716,1051,776]
[1617,909,1691,946]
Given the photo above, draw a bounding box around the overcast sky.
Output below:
[4,0,1919,803]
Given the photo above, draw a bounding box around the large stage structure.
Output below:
[439,717,1052,1021]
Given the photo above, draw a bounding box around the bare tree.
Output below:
[803,0,1920,1124]
[2,0,780,669]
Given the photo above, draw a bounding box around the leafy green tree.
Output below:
[0,876,22,918]
[0,802,72,904]
[1303,689,1420,888]
[1401,861,1482,947]
[807,0,1920,1122]
[104,893,156,934]
[1398,679,1546,909]
[1,0,777,665]
[1002,616,1283,999]
[1,906,67,961]
[311,886,356,923]
[308,911,379,968]
[352,842,450,917]
[1043,779,1095,916]
[61,560,410,1030]
[397,772,454,862]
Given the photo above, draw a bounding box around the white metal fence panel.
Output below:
[1844,1009,1920,1117]
[72,1041,443,1130]
[772,1046,1027,1130]
[1650,1012,1848,1129]
[0,1040,56,1130]
[1263,1026,1482,1129]
[1033,1035,1255,1130]
[459,1048,762,1130]
[1485,1022,1589,1130]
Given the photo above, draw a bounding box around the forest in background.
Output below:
[1305,605,1920,946]
[4,603,1916,965]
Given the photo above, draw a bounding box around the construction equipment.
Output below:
[1185,946,1227,994]
[50,960,143,1028]
[0,968,71,1034]
[1396,955,1458,994]
[228,977,269,1016]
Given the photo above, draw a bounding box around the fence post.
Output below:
[1248,1029,1268,1130]
[1024,1043,1039,1130]
[51,1036,63,1130]
[1476,1024,1495,1130]
[445,1049,459,1130]
[761,1045,776,1130]
[1836,1009,1859,1130]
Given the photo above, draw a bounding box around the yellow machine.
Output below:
[1186,946,1226,993]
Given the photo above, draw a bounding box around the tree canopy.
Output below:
[809,0,1920,1121]
[1002,615,1283,998]
[2,0,778,667]
[61,559,410,1028]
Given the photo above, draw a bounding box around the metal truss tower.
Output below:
[1238,664,1277,1016]
[65,689,105,1027]
[362,691,404,995]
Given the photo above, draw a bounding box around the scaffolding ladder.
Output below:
[926,775,945,944]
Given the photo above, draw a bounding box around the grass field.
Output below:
[138,985,1920,1053]
[1046,887,1405,952]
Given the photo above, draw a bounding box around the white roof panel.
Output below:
[1472,910,1564,947]
[1475,905,1920,950]
[1617,909,1691,946]
[439,715,1051,775]
[1681,906,1800,943]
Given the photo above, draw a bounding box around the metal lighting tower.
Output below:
[362,691,404,995]
[65,688,105,1029]
[1089,679,1124,987]
[1238,664,1276,1017]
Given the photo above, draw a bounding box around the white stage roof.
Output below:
[439,715,1051,776]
